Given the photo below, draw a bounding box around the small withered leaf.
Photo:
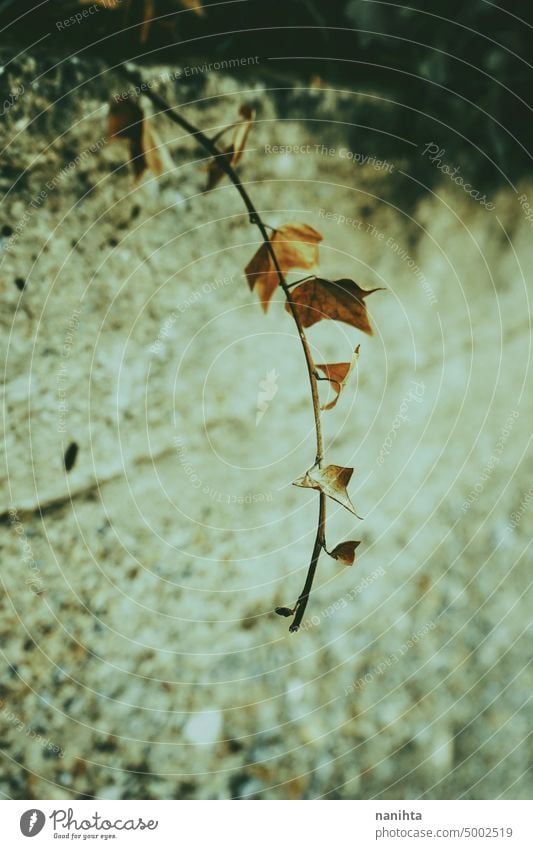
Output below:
[64,442,79,472]
[328,540,361,566]
[245,222,322,312]
[205,105,255,191]
[286,277,382,333]
[293,464,360,516]
[316,344,360,411]
[244,243,276,311]
[118,1,203,43]
[275,607,294,617]
[180,0,204,14]
[108,97,164,181]
[119,0,156,44]
[232,105,254,163]
[139,0,155,44]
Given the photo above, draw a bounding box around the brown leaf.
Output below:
[120,0,155,44]
[204,148,234,191]
[232,105,255,165]
[119,1,204,44]
[180,0,204,14]
[328,540,361,566]
[286,277,382,333]
[244,243,276,312]
[293,464,361,516]
[108,98,164,181]
[270,223,322,275]
[139,0,155,44]
[205,105,255,191]
[316,344,360,411]
[245,223,322,312]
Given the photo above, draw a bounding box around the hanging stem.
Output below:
[118,64,325,631]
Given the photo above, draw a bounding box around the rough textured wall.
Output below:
[1,58,532,800]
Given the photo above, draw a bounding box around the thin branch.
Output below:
[285,274,315,289]
[289,494,326,632]
[118,64,325,631]
[210,121,239,145]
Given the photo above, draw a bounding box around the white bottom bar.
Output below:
[2,800,531,848]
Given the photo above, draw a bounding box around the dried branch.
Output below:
[117,64,329,631]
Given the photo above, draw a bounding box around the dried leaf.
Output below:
[286,277,382,333]
[119,0,155,43]
[316,344,360,410]
[244,244,276,311]
[245,223,322,311]
[271,223,322,274]
[205,105,255,191]
[139,0,155,43]
[204,151,231,191]
[180,0,204,14]
[293,464,361,516]
[108,98,164,181]
[275,607,294,617]
[328,540,361,566]
[232,105,255,165]
[120,0,201,42]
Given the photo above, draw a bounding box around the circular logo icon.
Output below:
[20,810,46,837]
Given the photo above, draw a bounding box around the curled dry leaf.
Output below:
[205,105,255,191]
[328,540,361,566]
[108,98,164,181]
[275,607,294,617]
[316,344,360,411]
[245,223,322,311]
[286,277,382,333]
[293,464,361,516]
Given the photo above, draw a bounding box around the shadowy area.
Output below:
[0,0,532,195]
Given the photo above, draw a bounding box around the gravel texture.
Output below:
[0,56,532,800]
